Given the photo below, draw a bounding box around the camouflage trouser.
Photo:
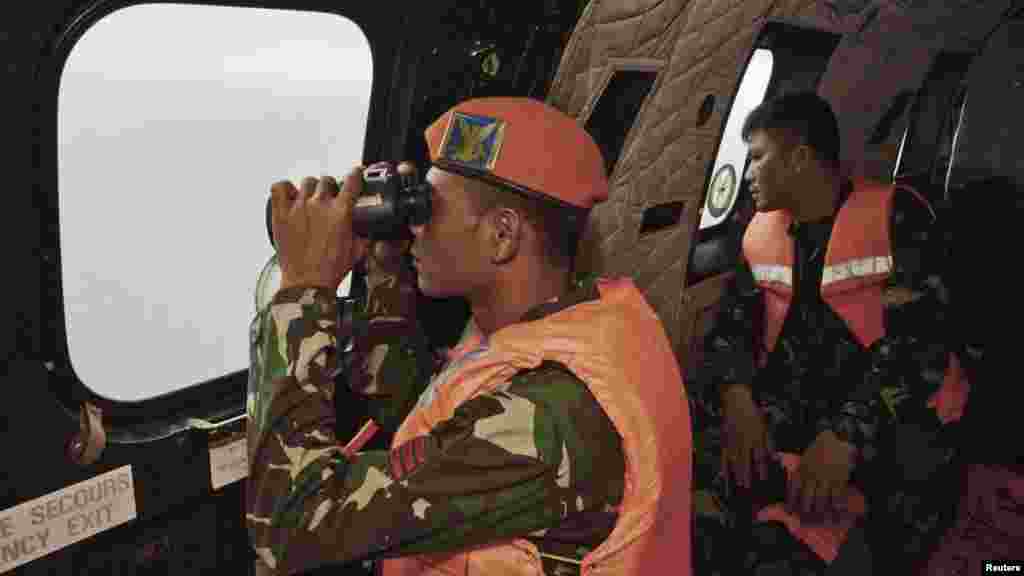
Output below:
[691,389,959,576]
[692,395,829,576]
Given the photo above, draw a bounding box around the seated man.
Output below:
[246,97,692,575]
[691,91,965,575]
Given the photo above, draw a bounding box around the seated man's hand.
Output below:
[720,383,771,489]
[788,430,856,523]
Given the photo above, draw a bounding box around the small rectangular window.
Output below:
[58,4,373,402]
[584,68,659,175]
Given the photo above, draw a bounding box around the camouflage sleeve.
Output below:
[348,257,436,446]
[702,258,759,403]
[821,347,882,466]
[871,187,954,418]
[246,286,622,575]
[821,187,948,466]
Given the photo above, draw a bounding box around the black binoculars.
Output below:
[265,162,433,247]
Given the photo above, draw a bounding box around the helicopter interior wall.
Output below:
[4,0,1021,574]
[949,20,1024,190]
[817,1,1015,182]
[756,21,842,96]
[943,17,1024,467]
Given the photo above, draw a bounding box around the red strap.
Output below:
[926,352,971,424]
[340,419,380,459]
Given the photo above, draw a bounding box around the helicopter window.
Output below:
[697,48,773,232]
[584,67,660,175]
[697,94,716,127]
[639,201,686,236]
[57,4,372,403]
[891,51,973,196]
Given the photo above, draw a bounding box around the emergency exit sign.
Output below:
[0,465,137,573]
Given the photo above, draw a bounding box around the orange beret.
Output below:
[424,97,609,211]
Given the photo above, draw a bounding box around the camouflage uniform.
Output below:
[691,186,961,575]
[246,269,625,576]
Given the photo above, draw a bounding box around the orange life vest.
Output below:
[742,178,968,422]
[742,178,895,361]
[381,278,692,576]
[742,179,970,562]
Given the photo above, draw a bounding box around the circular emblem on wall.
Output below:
[706,163,737,219]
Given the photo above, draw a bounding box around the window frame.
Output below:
[944,88,969,196]
[890,51,973,194]
[37,0,406,442]
[696,47,774,233]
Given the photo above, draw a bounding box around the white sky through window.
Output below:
[58,4,372,402]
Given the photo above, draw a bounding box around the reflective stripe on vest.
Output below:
[750,264,793,287]
[743,179,895,352]
[752,255,894,291]
[381,278,692,576]
[822,255,893,287]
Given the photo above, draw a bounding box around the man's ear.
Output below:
[790,144,814,174]
[489,207,523,265]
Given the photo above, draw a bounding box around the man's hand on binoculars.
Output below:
[271,167,370,293]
